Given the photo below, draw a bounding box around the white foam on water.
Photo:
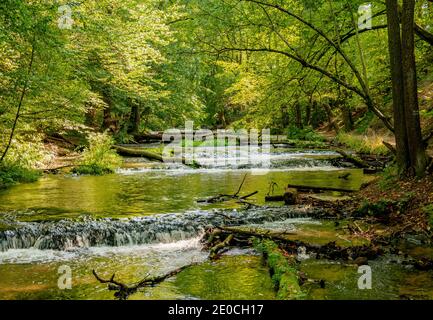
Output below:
[0,248,80,264]
[117,166,342,175]
[0,236,205,264]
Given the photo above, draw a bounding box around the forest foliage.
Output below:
[1,0,433,182]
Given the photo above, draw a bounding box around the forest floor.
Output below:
[354,174,433,237]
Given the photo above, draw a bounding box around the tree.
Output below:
[386,0,429,176]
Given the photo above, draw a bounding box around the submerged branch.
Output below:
[93,264,197,300]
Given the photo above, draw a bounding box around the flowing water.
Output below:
[0,148,431,300]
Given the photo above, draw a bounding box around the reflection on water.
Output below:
[0,239,274,300]
[0,149,380,300]
[301,257,433,300]
[0,169,364,221]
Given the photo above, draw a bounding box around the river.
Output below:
[0,147,432,300]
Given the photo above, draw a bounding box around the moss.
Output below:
[254,239,305,300]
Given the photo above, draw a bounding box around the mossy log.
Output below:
[209,234,234,260]
[113,145,164,162]
[255,239,304,300]
[113,145,201,168]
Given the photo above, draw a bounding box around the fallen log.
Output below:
[284,188,298,205]
[209,234,234,260]
[134,133,164,143]
[265,189,297,205]
[113,145,163,162]
[333,148,370,169]
[113,145,201,168]
[265,195,285,202]
[286,184,356,193]
[255,239,304,300]
[43,164,76,174]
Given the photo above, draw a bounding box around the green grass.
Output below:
[0,164,41,189]
[335,132,389,155]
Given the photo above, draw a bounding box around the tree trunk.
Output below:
[84,101,97,128]
[101,84,117,132]
[1,37,36,163]
[401,0,429,176]
[323,102,338,133]
[281,105,289,128]
[385,0,428,177]
[386,0,410,174]
[128,102,141,135]
[295,103,303,129]
[341,107,353,132]
[305,103,312,127]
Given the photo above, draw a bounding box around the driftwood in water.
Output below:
[265,189,297,205]
[113,145,163,162]
[93,265,196,300]
[265,195,285,202]
[284,188,298,205]
[209,234,234,260]
[333,148,370,169]
[197,174,258,205]
[286,184,356,193]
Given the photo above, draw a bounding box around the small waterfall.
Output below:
[118,150,346,174]
[0,207,317,252]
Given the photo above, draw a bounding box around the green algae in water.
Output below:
[170,255,276,300]
[300,258,433,300]
[0,247,276,300]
